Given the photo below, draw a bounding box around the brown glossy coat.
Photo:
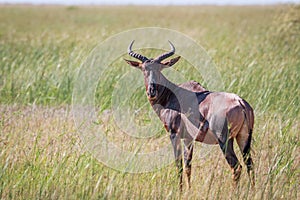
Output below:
[125,41,255,190]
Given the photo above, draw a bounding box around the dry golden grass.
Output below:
[0,105,299,199]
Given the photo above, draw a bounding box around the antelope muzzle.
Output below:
[148,83,157,100]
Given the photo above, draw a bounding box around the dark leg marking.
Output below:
[240,129,255,187]
[242,129,253,172]
[183,139,193,189]
[219,137,242,186]
[170,131,183,191]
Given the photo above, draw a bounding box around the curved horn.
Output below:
[128,40,148,63]
[155,41,175,62]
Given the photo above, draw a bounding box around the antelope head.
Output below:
[124,41,181,100]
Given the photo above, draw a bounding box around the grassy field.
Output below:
[0,4,299,199]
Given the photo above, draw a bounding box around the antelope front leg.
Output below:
[183,138,194,189]
[170,131,183,191]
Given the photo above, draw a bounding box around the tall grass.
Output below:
[0,4,299,199]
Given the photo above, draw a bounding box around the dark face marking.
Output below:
[125,40,181,101]
[142,61,164,100]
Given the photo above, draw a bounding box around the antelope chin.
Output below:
[147,95,158,101]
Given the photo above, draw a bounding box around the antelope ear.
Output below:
[161,56,181,67]
[124,59,142,69]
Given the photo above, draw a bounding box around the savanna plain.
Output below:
[0,4,299,200]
